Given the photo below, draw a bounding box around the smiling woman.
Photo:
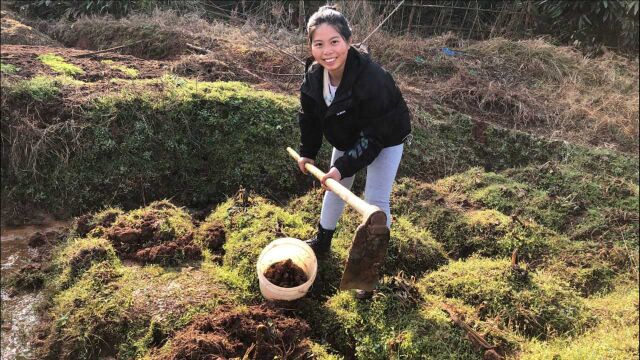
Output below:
[295,6,412,300]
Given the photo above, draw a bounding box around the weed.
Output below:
[38,53,84,76]
[0,62,21,74]
[6,75,60,101]
[100,60,139,77]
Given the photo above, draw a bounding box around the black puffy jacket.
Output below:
[298,46,411,179]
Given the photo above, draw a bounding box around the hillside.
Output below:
[1,9,638,360]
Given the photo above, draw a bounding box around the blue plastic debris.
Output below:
[442,47,462,57]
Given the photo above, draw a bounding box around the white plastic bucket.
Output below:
[256,237,318,301]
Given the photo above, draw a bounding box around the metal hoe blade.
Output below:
[339,210,390,291]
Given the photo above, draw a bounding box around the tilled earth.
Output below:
[0,45,168,81]
[157,305,312,360]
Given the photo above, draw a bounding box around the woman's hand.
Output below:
[297,157,315,174]
[321,167,342,190]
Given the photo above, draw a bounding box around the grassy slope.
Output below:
[1,11,638,360]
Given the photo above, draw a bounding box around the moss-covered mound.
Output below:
[40,261,130,359]
[324,274,480,359]
[102,200,200,265]
[383,216,449,276]
[74,207,123,237]
[419,257,589,339]
[391,177,564,262]
[1,75,308,223]
[48,236,119,289]
[207,193,316,292]
[517,279,639,360]
[431,165,639,245]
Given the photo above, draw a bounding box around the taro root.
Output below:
[264,259,308,288]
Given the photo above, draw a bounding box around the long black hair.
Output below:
[306,5,352,43]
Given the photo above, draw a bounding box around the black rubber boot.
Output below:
[305,224,335,255]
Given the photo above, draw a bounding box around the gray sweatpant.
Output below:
[319,144,403,229]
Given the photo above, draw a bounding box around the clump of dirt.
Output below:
[202,226,226,251]
[134,232,202,264]
[264,259,308,288]
[7,263,45,292]
[75,209,121,237]
[159,305,311,360]
[27,229,64,247]
[195,222,226,252]
[69,246,110,279]
[105,206,202,265]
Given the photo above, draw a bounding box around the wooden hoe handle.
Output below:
[287,147,380,218]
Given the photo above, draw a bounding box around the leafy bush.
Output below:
[535,0,639,52]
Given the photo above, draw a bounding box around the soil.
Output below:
[0,45,168,81]
[264,259,308,288]
[198,225,226,252]
[1,10,60,47]
[75,212,119,238]
[158,305,311,360]
[105,213,202,265]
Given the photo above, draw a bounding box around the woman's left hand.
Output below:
[321,167,342,191]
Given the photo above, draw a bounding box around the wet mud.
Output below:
[1,219,71,360]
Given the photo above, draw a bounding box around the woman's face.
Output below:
[310,23,350,73]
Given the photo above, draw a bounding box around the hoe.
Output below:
[287,147,389,291]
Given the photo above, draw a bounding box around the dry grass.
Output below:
[15,5,640,153]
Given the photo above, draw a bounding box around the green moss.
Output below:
[419,257,590,339]
[518,280,639,359]
[38,53,85,76]
[323,276,478,359]
[42,261,131,359]
[209,194,314,293]
[544,241,622,297]
[100,60,139,77]
[0,62,20,74]
[384,216,448,276]
[6,75,60,101]
[52,236,120,290]
[307,342,343,360]
[112,64,139,77]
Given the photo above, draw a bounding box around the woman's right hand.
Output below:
[297,157,315,175]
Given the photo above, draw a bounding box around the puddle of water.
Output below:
[1,220,71,360]
[1,290,43,360]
